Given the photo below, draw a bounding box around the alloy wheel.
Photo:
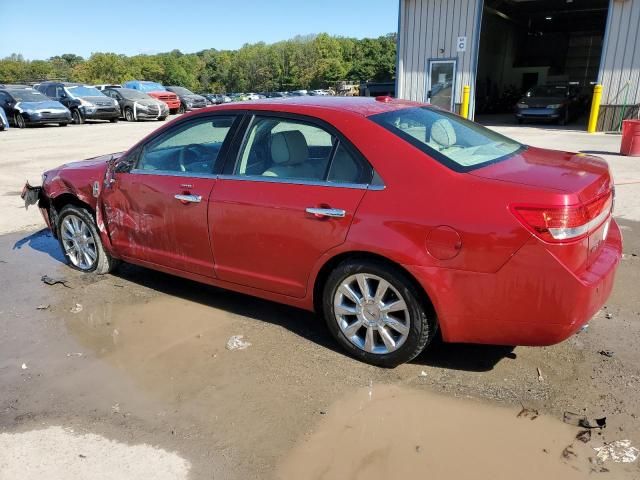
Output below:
[61,214,98,270]
[333,273,411,354]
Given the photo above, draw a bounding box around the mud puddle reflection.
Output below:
[65,297,237,400]
[278,384,600,480]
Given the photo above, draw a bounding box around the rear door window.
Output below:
[234,116,373,185]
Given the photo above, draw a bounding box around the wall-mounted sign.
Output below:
[456,36,467,52]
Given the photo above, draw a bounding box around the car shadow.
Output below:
[15,229,515,371]
[12,228,66,263]
[413,336,515,371]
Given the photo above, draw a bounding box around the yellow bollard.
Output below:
[587,84,603,133]
[460,85,470,119]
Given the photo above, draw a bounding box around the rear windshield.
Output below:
[369,107,523,171]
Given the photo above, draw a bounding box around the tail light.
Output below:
[510,192,613,243]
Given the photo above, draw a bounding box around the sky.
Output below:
[0,0,399,60]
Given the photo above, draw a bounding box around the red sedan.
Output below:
[23,97,622,367]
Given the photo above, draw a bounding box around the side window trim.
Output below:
[128,113,242,176]
[222,111,377,187]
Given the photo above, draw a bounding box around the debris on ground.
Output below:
[70,303,83,314]
[21,363,27,370]
[517,405,539,420]
[419,371,428,377]
[112,403,120,414]
[415,445,421,453]
[226,335,251,351]
[563,412,607,429]
[537,367,544,382]
[66,353,83,358]
[576,430,592,443]
[594,440,639,463]
[605,313,613,319]
[41,275,71,288]
[598,350,615,358]
[36,304,50,310]
[580,324,589,333]
[562,444,577,460]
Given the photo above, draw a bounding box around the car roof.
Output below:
[202,96,421,117]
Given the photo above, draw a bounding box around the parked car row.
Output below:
[1,80,336,130]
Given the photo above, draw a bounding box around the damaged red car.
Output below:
[23,97,622,367]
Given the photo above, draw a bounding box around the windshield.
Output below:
[8,89,49,102]
[526,85,567,98]
[118,88,151,100]
[137,82,166,92]
[370,107,523,171]
[169,86,193,96]
[66,85,104,97]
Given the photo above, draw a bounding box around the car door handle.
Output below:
[174,194,202,203]
[305,207,346,218]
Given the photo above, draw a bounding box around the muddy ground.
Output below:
[1,217,639,479]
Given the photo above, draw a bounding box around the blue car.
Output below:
[0,86,71,128]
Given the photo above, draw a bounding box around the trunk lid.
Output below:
[470,147,612,202]
[475,147,614,271]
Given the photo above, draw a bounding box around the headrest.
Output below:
[430,119,456,148]
[271,130,308,165]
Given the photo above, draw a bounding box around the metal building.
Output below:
[396,0,640,131]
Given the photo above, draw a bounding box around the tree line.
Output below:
[0,33,396,93]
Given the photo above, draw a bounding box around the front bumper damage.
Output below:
[21,182,54,232]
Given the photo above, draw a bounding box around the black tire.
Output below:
[109,117,118,123]
[14,114,26,129]
[59,122,68,127]
[169,108,178,115]
[56,205,118,274]
[71,109,84,125]
[322,259,436,367]
[178,104,186,114]
[159,116,167,121]
[124,108,135,122]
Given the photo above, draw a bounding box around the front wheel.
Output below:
[323,260,436,367]
[14,114,26,129]
[71,109,84,125]
[56,205,118,274]
[124,108,135,122]
[177,104,186,114]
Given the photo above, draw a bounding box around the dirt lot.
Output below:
[1,118,640,479]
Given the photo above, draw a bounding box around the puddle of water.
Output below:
[65,297,237,399]
[278,384,596,480]
[0,426,190,480]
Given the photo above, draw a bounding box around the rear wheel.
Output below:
[56,205,117,274]
[323,259,436,367]
[71,109,84,125]
[124,108,134,122]
[14,114,26,129]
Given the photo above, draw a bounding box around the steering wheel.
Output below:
[178,144,210,172]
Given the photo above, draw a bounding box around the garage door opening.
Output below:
[474,0,609,129]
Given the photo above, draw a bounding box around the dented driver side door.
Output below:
[101,114,240,277]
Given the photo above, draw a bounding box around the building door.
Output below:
[427,60,456,111]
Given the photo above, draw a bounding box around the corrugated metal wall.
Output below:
[599,0,640,106]
[396,0,483,117]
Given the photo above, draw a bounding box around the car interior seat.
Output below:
[263,130,317,179]
[428,118,457,151]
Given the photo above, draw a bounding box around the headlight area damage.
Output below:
[21,152,124,242]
